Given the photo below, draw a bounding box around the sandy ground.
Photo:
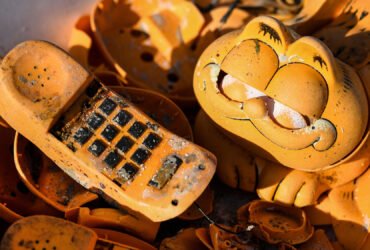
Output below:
[0,0,97,56]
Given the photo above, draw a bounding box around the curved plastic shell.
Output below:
[194,15,369,171]
[0,40,216,222]
[91,0,205,105]
[237,200,314,245]
[0,126,60,223]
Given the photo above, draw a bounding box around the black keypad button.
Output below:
[99,98,117,115]
[101,125,119,142]
[116,136,134,153]
[148,155,183,189]
[131,148,151,165]
[88,140,107,157]
[113,110,132,127]
[143,133,162,150]
[87,113,105,130]
[117,163,139,183]
[86,79,101,98]
[128,121,147,139]
[73,127,92,145]
[104,151,122,168]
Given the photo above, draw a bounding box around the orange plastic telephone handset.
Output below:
[0,41,216,222]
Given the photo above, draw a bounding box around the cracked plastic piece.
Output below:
[237,200,314,245]
[0,40,216,222]
[65,207,160,242]
[0,126,60,223]
[194,15,368,171]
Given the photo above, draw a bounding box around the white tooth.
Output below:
[272,100,307,129]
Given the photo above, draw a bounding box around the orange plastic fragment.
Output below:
[208,224,256,250]
[237,200,314,245]
[0,40,216,222]
[160,228,208,250]
[0,216,98,250]
[65,207,160,242]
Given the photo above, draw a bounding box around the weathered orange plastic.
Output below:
[0,126,61,223]
[194,15,369,172]
[329,167,370,250]
[0,215,97,250]
[65,207,160,242]
[93,228,156,250]
[313,0,370,69]
[237,200,314,245]
[0,40,216,222]
[13,85,193,214]
[195,110,257,192]
[160,228,208,250]
[14,134,98,212]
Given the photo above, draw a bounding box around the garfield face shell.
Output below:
[194,16,369,171]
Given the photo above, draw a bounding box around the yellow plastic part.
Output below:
[65,207,159,242]
[0,40,216,222]
[194,15,369,172]
[329,168,370,250]
[237,200,314,245]
[313,0,370,69]
[208,224,256,249]
[0,215,98,250]
[160,228,208,250]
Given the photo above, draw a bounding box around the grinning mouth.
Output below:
[217,71,310,130]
